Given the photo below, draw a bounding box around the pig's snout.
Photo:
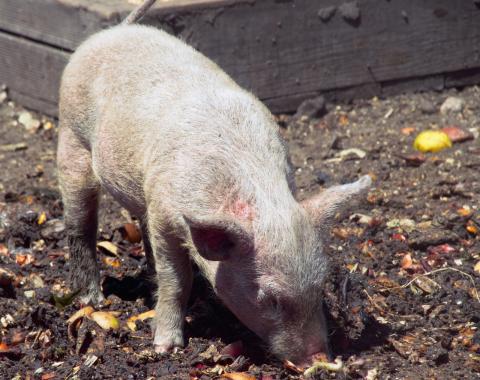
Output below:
[266,310,331,368]
[291,336,332,369]
[295,346,333,370]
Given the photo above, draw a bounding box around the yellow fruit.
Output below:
[413,130,452,153]
[37,212,47,225]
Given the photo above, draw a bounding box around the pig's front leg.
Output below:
[147,211,193,353]
[57,127,104,304]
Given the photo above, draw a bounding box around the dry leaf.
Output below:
[304,357,343,376]
[37,212,47,225]
[427,244,456,255]
[0,244,8,256]
[338,114,349,126]
[414,277,440,294]
[28,273,45,288]
[391,233,407,242]
[43,121,54,130]
[97,241,120,257]
[283,359,303,374]
[474,261,480,274]
[123,223,142,243]
[457,206,472,217]
[466,222,478,235]
[220,340,244,358]
[11,331,26,345]
[459,326,476,347]
[102,257,121,268]
[16,253,35,266]
[67,306,95,324]
[388,337,411,358]
[0,267,16,287]
[0,142,28,152]
[374,276,400,289]
[198,344,220,362]
[332,227,349,239]
[90,311,120,330]
[401,126,416,136]
[128,245,145,258]
[20,194,34,205]
[441,126,474,143]
[386,218,415,232]
[400,253,413,269]
[221,373,256,380]
[126,310,155,331]
[402,152,426,167]
[346,263,358,273]
[366,368,379,380]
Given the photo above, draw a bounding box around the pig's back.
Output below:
[60,24,292,214]
[60,24,236,142]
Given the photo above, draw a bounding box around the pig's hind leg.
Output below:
[140,221,157,278]
[146,209,193,353]
[57,127,104,304]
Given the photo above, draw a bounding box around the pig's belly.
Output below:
[91,150,146,217]
[99,176,145,216]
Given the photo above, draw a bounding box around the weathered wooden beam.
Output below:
[0,0,479,117]
[0,0,117,51]
[173,0,480,101]
[0,0,249,50]
[0,32,69,110]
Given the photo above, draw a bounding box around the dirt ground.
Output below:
[0,85,479,380]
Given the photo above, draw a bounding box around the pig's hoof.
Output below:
[154,344,181,354]
[153,330,184,354]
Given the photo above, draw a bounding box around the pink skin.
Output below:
[189,199,332,365]
[57,15,372,363]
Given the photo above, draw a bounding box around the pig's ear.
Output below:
[302,175,372,226]
[184,215,254,261]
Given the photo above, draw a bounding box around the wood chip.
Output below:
[97,241,120,257]
[0,142,28,152]
[126,310,155,331]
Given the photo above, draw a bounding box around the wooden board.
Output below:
[0,0,248,50]
[0,0,115,51]
[0,32,69,109]
[1,0,480,116]
[168,0,480,103]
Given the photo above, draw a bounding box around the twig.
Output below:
[385,267,480,303]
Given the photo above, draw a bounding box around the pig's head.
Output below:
[185,175,371,366]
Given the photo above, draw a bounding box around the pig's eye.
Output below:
[258,291,282,313]
[269,297,282,312]
[266,296,285,315]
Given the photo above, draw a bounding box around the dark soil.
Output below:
[0,86,479,379]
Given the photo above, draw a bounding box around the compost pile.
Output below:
[0,86,479,379]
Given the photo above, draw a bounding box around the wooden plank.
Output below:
[1,0,480,116]
[0,0,248,50]
[8,90,59,117]
[165,0,480,102]
[381,75,445,98]
[0,0,121,51]
[0,32,69,107]
[445,69,480,89]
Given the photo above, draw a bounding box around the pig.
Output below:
[57,0,371,366]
